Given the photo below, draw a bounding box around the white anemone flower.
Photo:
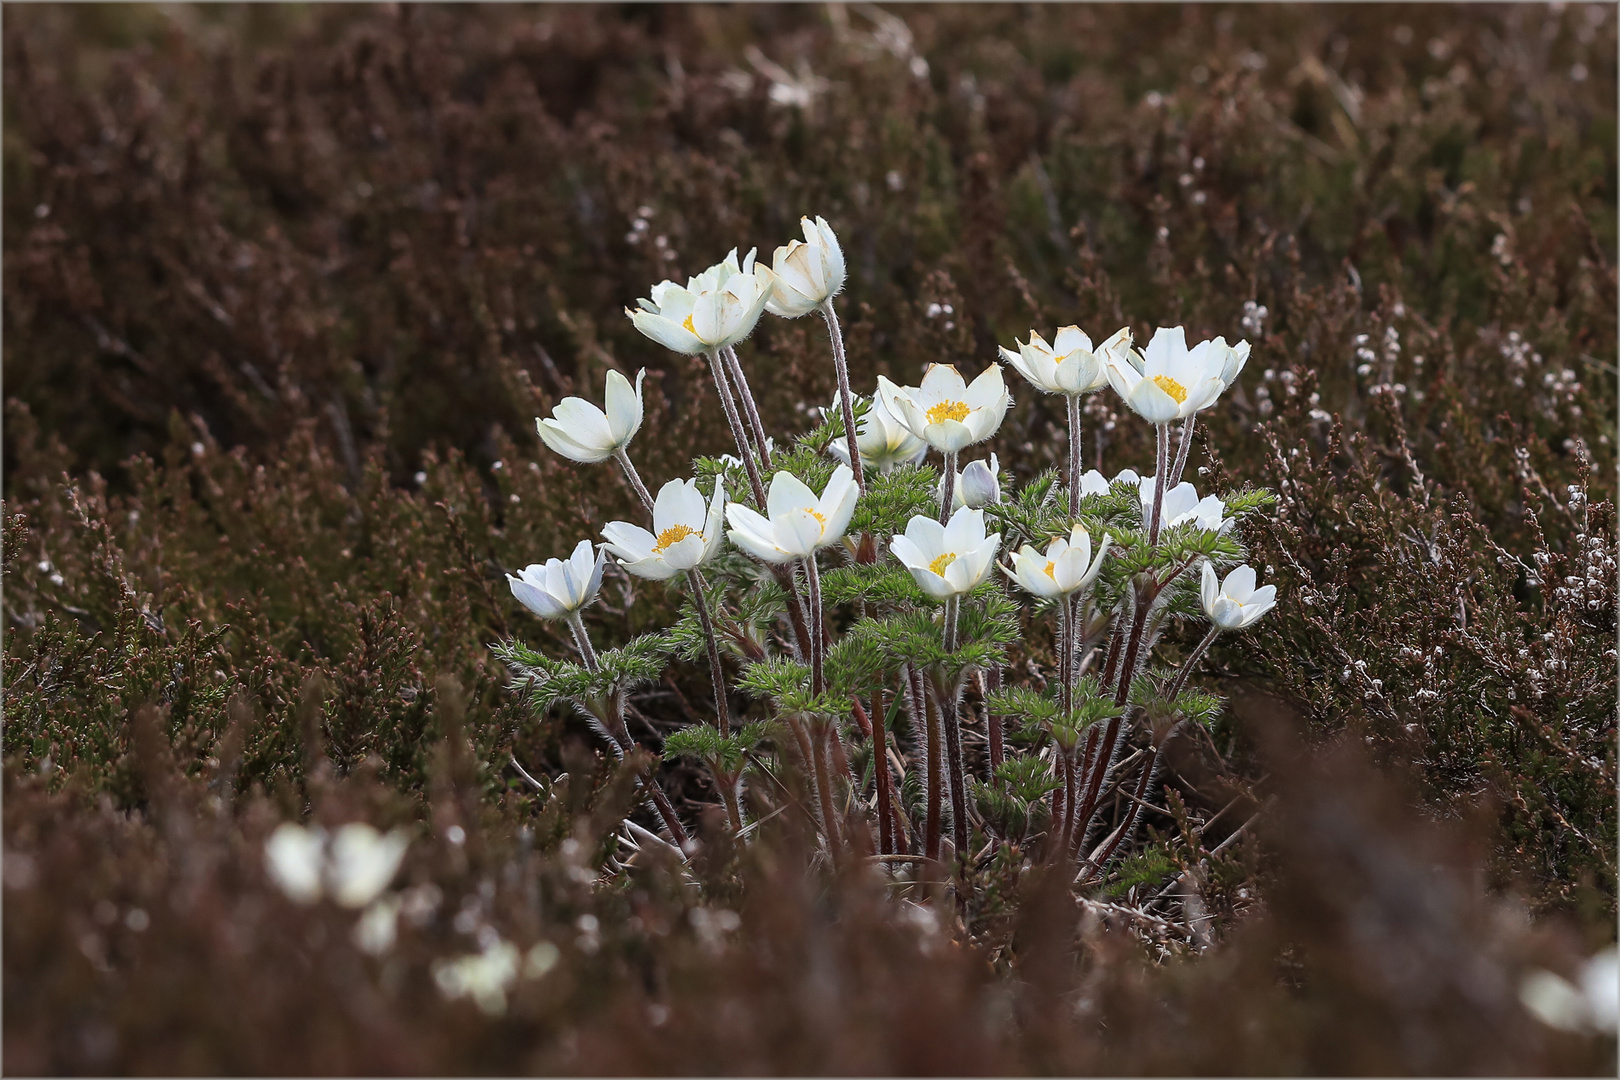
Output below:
[627,248,776,354]
[1200,563,1277,630]
[725,464,858,564]
[891,506,1001,599]
[1105,326,1228,423]
[601,476,727,580]
[535,369,646,464]
[507,540,606,620]
[765,215,846,318]
[1005,525,1111,600]
[823,391,927,473]
[1076,467,1137,499]
[1129,473,1231,533]
[999,326,1128,397]
[264,822,410,909]
[877,363,1012,454]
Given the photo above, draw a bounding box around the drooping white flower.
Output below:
[999,326,1128,397]
[1212,335,1251,389]
[891,506,1001,599]
[765,215,846,318]
[264,822,410,909]
[725,465,859,564]
[955,454,1002,509]
[823,391,927,473]
[535,369,646,464]
[1200,563,1277,630]
[1104,326,1228,423]
[507,540,606,620]
[601,476,727,581]
[627,248,776,354]
[1005,525,1111,599]
[877,363,1012,454]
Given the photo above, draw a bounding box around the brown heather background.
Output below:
[2,3,1616,1074]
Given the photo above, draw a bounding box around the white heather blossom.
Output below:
[535,369,646,464]
[508,540,606,620]
[1104,326,1228,423]
[602,476,726,580]
[823,391,927,473]
[891,506,1001,600]
[877,363,1012,454]
[627,248,776,354]
[1006,525,1111,599]
[999,326,1127,396]
[1200,563,1277,630]
[764,215,846,318]
[725,465,858,564]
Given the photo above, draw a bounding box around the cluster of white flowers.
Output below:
[503,213,1278,871]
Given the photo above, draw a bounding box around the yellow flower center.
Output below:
[682,313,698,335]
[926,400,971,425]
[1151,374,1188,403]
[1044,560,1057,579]
[653,524,699,553]
[928,552,958,576]
[806,508,827,533]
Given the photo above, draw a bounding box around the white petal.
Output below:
[603,369,645,445]
[537,418,612,464]
[265,824,326,904]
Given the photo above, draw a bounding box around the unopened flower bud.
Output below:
[958,456,1002,508]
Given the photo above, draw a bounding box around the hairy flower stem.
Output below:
[1067,392,1084,520]
[812,719,844,852]
[922,687,945,862]
[982,668,1004,773]
[1081,745,1163,882]
[568,613,689,846]
[705,349,766,507]
[1058,595,1074,715]
[1169,413,1197,487]
[859,694,896,855]
[721,345,773,470]
[1059,748,1077,861]
[820,300,866,491]
[613,448,656,515]
[686,573,730,738]
[1148,422,1170,548]
[938,450,958,524]
[1164,625,1221,704]
[1067,723,1103,862]
[939,597,970,861]
[782,713,828,837]
[805,556,826,696]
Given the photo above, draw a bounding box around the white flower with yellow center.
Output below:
[890,506,1001,600]
[1005,525,1111,600]
[535,369,646,464]
[507,540,606,620]
[1200,563,1277,630]
[601,476,727,581]
[877,363,1012,454]
[823,391,927,473]
[1104,326,1228,424]
[627,248,776,354]
[724,464,858,564]
[1000,326,1129,397]
[764,215,846,318]
[1128,473,1231,533]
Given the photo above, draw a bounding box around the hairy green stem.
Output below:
[821,300,866,491]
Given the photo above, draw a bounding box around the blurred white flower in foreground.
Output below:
[535,368,645,464]
[507,540,606,620]
[432,937,563,1017]
[1520,947,1618,1035]
[264,822,409,909]
[602,476,726,580]
[726,465,858,563]
[891,506,1001,599]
